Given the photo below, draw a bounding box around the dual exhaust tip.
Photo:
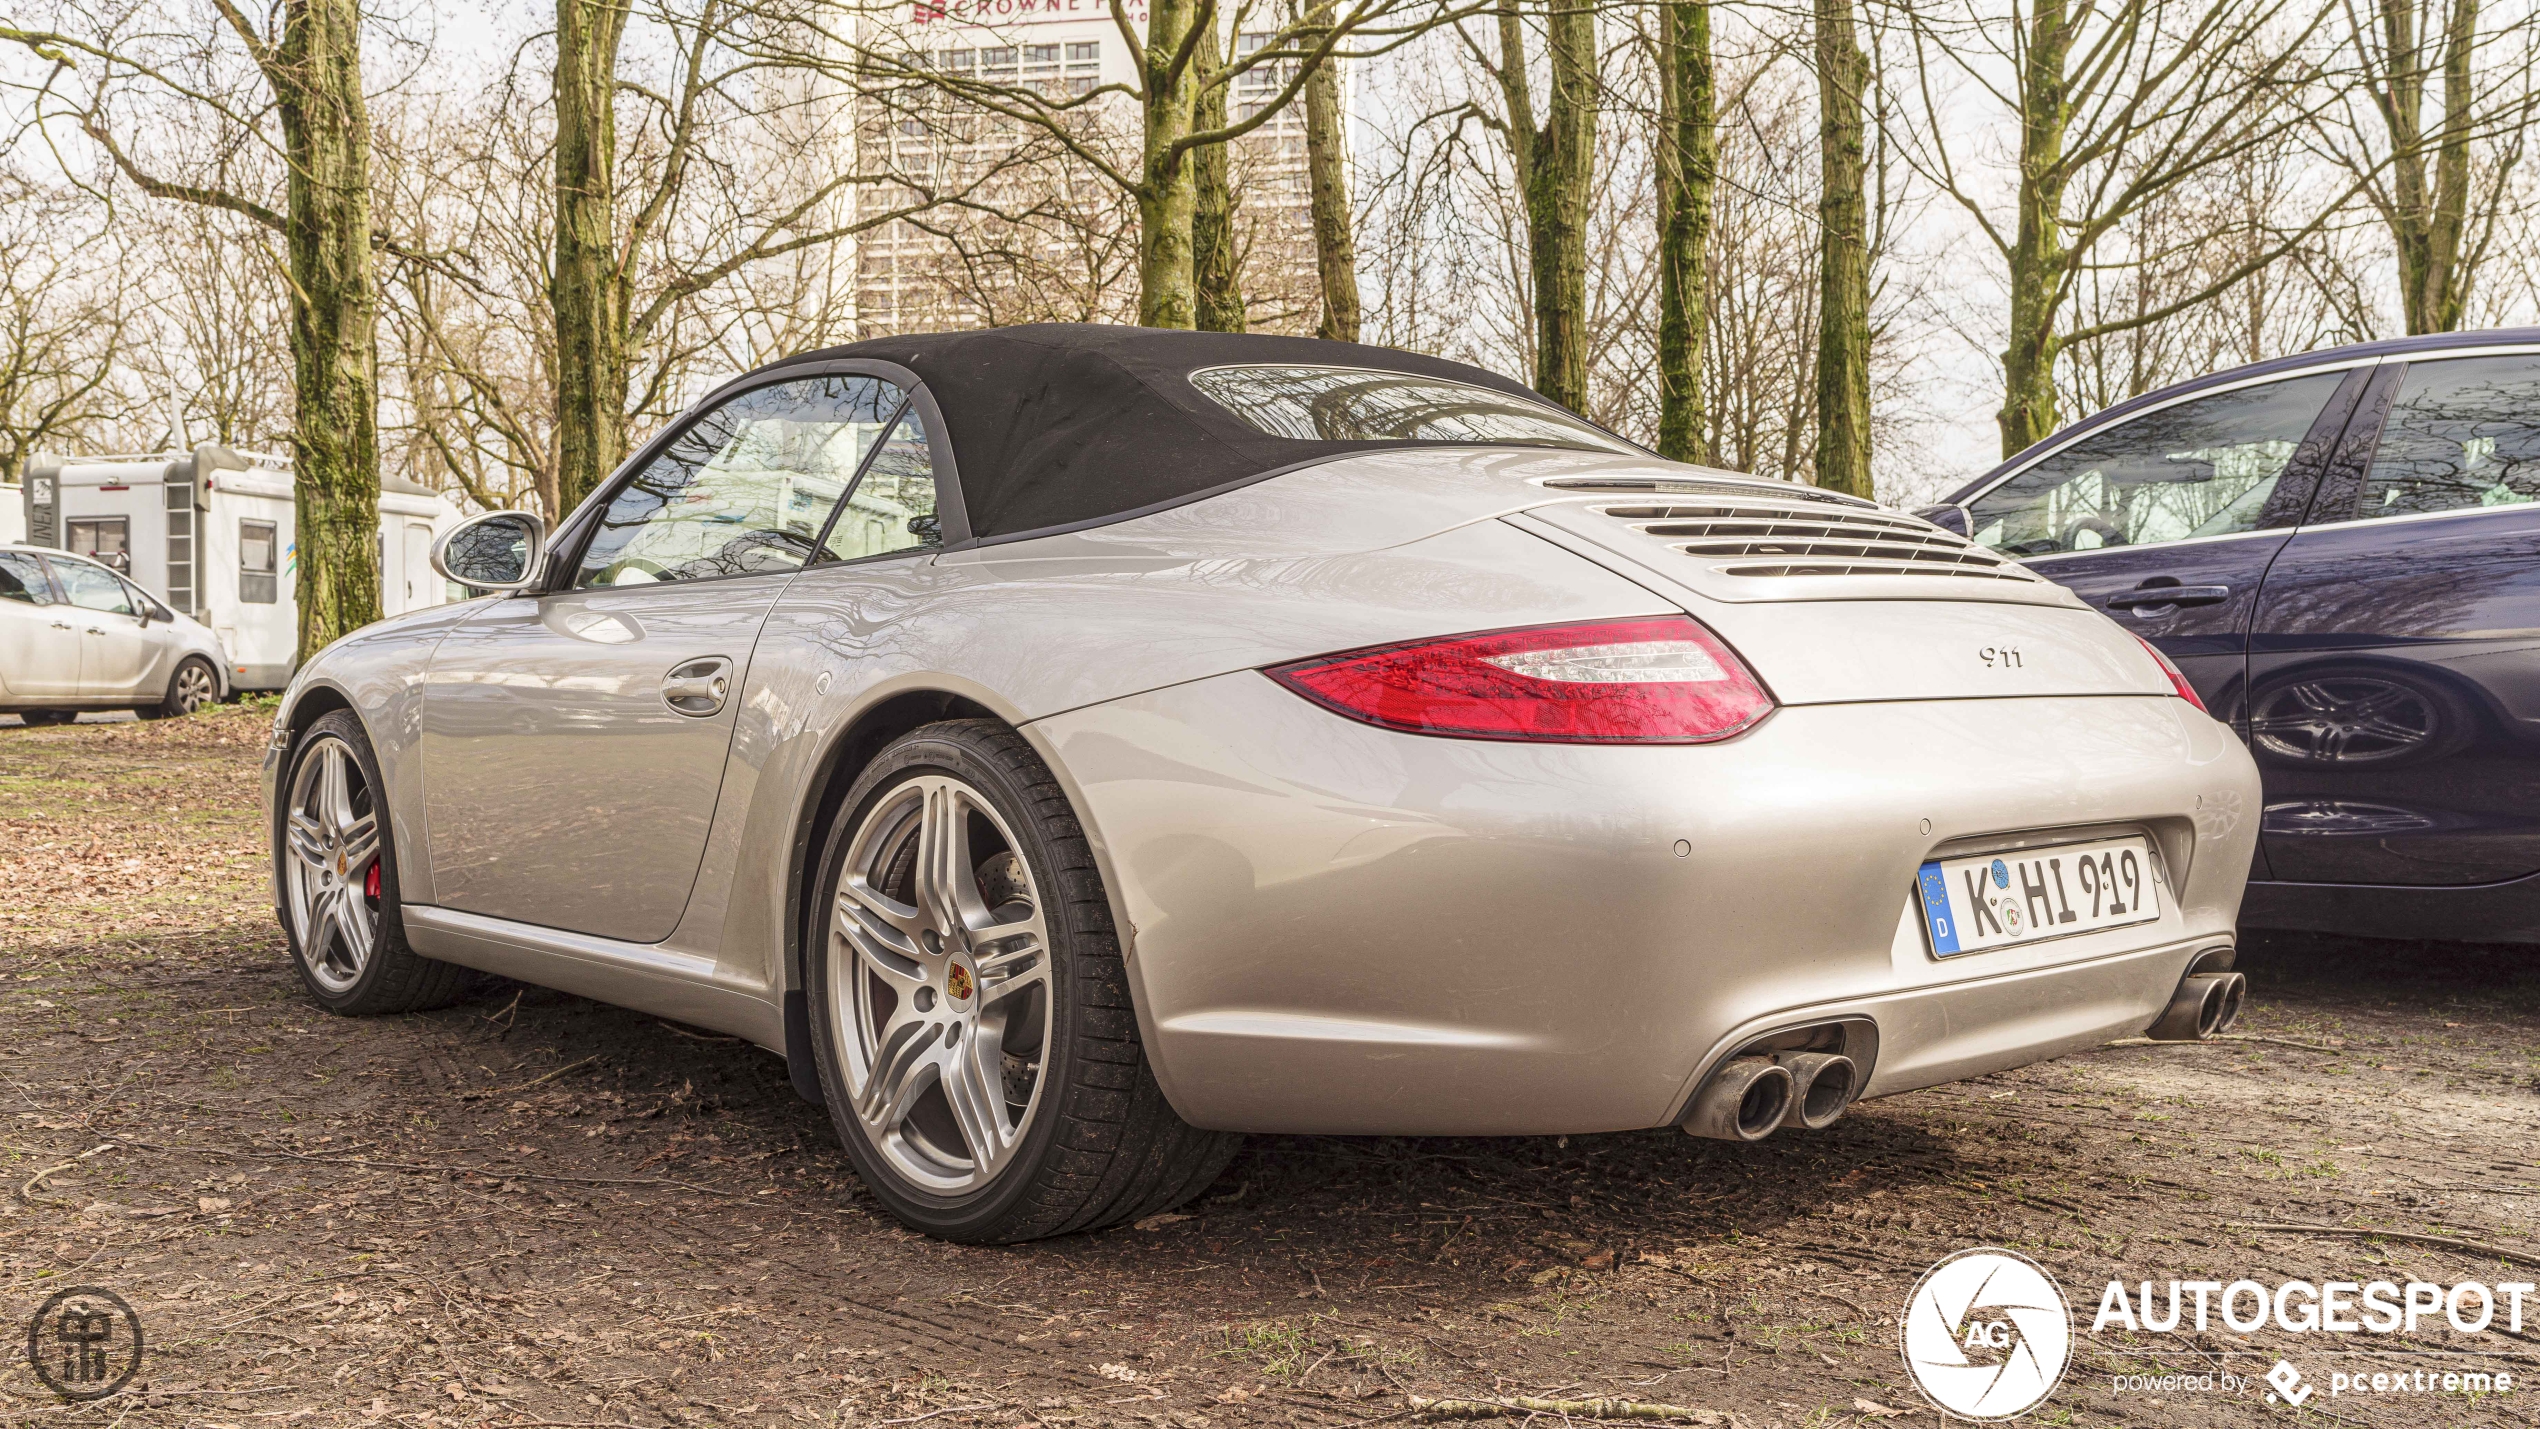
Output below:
[1686,963,2245,1143]
[1684,1050,1856,1142]
[2147,969,2246,1042]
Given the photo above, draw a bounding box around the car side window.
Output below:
[1967,373,2346,557]
[576,375,903,588]
[0,551,54,605]
[821,407,942,562]
[2354,355,2540,520]
[52,559,134,615]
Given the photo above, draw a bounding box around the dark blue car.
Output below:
[1925,329,2540,945]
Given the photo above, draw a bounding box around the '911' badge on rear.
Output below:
[1916,837,2162,957]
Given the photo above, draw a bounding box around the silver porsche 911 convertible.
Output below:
[266,325,2260,1242]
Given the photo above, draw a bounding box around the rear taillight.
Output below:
[1268,616,1775,744]
[2135,635,2208,713]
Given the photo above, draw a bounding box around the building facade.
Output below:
[850,1,1325,334]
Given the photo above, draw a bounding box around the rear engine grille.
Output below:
[1599,501,2044,582]
[1543,475,1878,509]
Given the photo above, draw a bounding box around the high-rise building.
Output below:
[850,2,1326,334]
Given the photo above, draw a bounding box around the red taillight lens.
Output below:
[1268,616,1775,744]
[2135,635,2208,713]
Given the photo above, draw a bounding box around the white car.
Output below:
[0,542,231,723]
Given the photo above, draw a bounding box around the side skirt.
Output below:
[402,905,786,1051]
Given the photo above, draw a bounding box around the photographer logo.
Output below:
[22,1286,143,1402]
[1902,1248,2072,1420]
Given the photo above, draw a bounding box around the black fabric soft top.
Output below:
[774,323,1600,542]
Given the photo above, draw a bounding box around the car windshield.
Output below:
[1189,365,1638,455]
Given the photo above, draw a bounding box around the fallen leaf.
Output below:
[1097,1363,1139,1382]
[1133,1212,1192,1231]
[197,1196,232,1213]
[1855,1397,1911,1417]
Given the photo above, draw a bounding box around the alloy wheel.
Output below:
[284,736,383,994]
[829,775,1053,1196]
[172,662,215,715]
[2249,675,2439,764]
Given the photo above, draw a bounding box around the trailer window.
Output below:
[240,520,279,604]
[67,517,129,573]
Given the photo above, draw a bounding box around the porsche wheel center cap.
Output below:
[946,963,975,1003]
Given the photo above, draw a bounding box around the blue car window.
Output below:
[2358,355,2540,520]
[1968,373,2344,557]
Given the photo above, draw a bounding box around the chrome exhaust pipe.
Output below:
[2146,971,2246,1041]
[1774,1052,1858,1130]
[1683,1056,1794,1141]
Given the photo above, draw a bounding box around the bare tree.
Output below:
[1653,0,1712,459]
[1303,0,1364,338]
[1193,17,1248,330]
[1812,0,1870,495]
[0,174,131,480]
[1898,0,2348,458]
[9,0,388,655]
[1465,0,1599,409]
[2318,0,2537,334]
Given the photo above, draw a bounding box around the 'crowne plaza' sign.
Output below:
[912,0,1150,23]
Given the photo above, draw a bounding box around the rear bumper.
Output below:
[1033,673,2262,1135]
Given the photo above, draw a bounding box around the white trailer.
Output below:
[21,446,460,691]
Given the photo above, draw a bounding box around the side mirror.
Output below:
[432,511,548,593]
[1916,504,1974,537]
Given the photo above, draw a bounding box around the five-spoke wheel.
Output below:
[809,720,1238,1242]
[276,710,470,1015]
[284,732,384,994]
[831,774,1053,1195]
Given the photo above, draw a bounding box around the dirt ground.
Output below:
[5,703,2540,1429]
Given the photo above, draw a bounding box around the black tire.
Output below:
[139,656,219,721]
[807,719,1239,1242]
[274,710,472,1015]
[17,709,77,726]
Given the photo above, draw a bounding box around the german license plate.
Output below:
[1915,836,2160,957]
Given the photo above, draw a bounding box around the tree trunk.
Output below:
[1655,0,1713,462]
[1192,20,1245,332]
[553,0,632,514]
[279,0,381,658]
[1812,0,1872,494]
[1499,0,1596,411]
[2381,0,2479,335]
[1303,4,1360,342]
[1138,0,1202,328]
[1994,0,2072,458]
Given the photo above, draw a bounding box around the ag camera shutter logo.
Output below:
[1901,1247,2073,1419]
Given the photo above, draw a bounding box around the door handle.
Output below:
[2106,584,2230,611]
[662,656,734,717]
[50,621,73,631]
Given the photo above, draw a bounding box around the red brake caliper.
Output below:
[364,861,382,903]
